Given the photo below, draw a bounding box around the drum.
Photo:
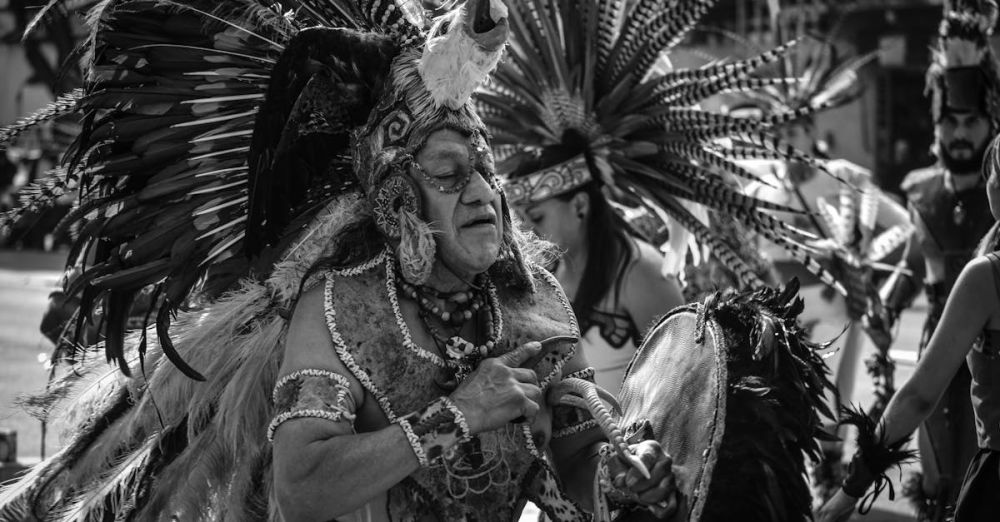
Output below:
[616,283,836,521]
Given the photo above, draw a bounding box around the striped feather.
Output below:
[865,224,915,264]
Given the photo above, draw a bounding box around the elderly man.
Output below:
[271,124,676,519]
[0,0,675,519]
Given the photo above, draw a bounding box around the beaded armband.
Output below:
[396,396,472,468]
[552,368,599,438]
[267,369,357,442]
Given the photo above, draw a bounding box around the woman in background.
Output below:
[506,152,685,394]
[816,133,1000,522]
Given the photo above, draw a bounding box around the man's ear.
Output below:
[570,191,590,220]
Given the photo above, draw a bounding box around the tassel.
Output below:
[397,207,436,285]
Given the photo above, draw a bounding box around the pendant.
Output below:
[446,336,475,360]
[953,200,967,226]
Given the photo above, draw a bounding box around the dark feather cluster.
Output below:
[839,404,918,495]
[246,26,396,255]
[697,278,839,522]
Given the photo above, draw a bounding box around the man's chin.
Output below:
[940,147,987,174]
[445,243,501,277]
[940,153,985,174]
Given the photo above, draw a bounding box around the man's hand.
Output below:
[607,440,678,518]
[449,342,543,434]
[815,489,858,522]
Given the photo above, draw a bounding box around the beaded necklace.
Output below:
[397,275,487,326]
[386,261,502,387]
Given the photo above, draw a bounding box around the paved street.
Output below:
[0,249,927,520]
[0,249,63,463]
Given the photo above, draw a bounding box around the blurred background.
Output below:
[0,1,965,520]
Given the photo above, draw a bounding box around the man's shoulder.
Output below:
[900,165,946,203]
[900,165,944,194]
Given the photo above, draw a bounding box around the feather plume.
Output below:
[490,0,856,294]
[0,89,83,148]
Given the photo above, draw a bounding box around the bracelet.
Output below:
[842,451,876,498]
[398,417,429,467]
[396,396,472,467]
[839,405,917,514]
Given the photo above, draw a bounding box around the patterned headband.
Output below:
[503,154,592,206]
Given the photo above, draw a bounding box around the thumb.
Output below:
[497,341,542,367]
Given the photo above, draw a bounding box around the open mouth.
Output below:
[463,215,497,228]
[465,0,508,50]
[472,0,498,33]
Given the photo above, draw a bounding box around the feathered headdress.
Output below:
[0,1,526,518]
[927,0,1000,126]
[723,3,877,123]
[0,0,525,380]
[487,0,848,295]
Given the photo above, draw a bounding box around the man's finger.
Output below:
[636,478,670,506]
[497,341,541,366]
[510,367,539,385]
[520,382,543,404]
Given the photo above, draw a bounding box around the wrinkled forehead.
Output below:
[417,126,490,159]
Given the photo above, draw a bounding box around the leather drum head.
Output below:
[617,309,727,522]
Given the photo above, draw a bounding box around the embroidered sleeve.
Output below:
[552,367,599,438]
[267,369,357,442]
[396,396,472,467]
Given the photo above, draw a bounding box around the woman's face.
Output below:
[518,196,586,254]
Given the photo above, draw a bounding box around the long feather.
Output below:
[52,435,158,522]
[0,89,83,148]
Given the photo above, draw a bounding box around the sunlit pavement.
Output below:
[1,249,926,520]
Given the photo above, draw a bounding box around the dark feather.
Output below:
[245,26,395,255]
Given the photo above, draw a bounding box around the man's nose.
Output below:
[461,169,498,205]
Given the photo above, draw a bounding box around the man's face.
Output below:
[413,129,503,277]
[937,110,991,173]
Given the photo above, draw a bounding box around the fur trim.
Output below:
[397,207,437,285]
